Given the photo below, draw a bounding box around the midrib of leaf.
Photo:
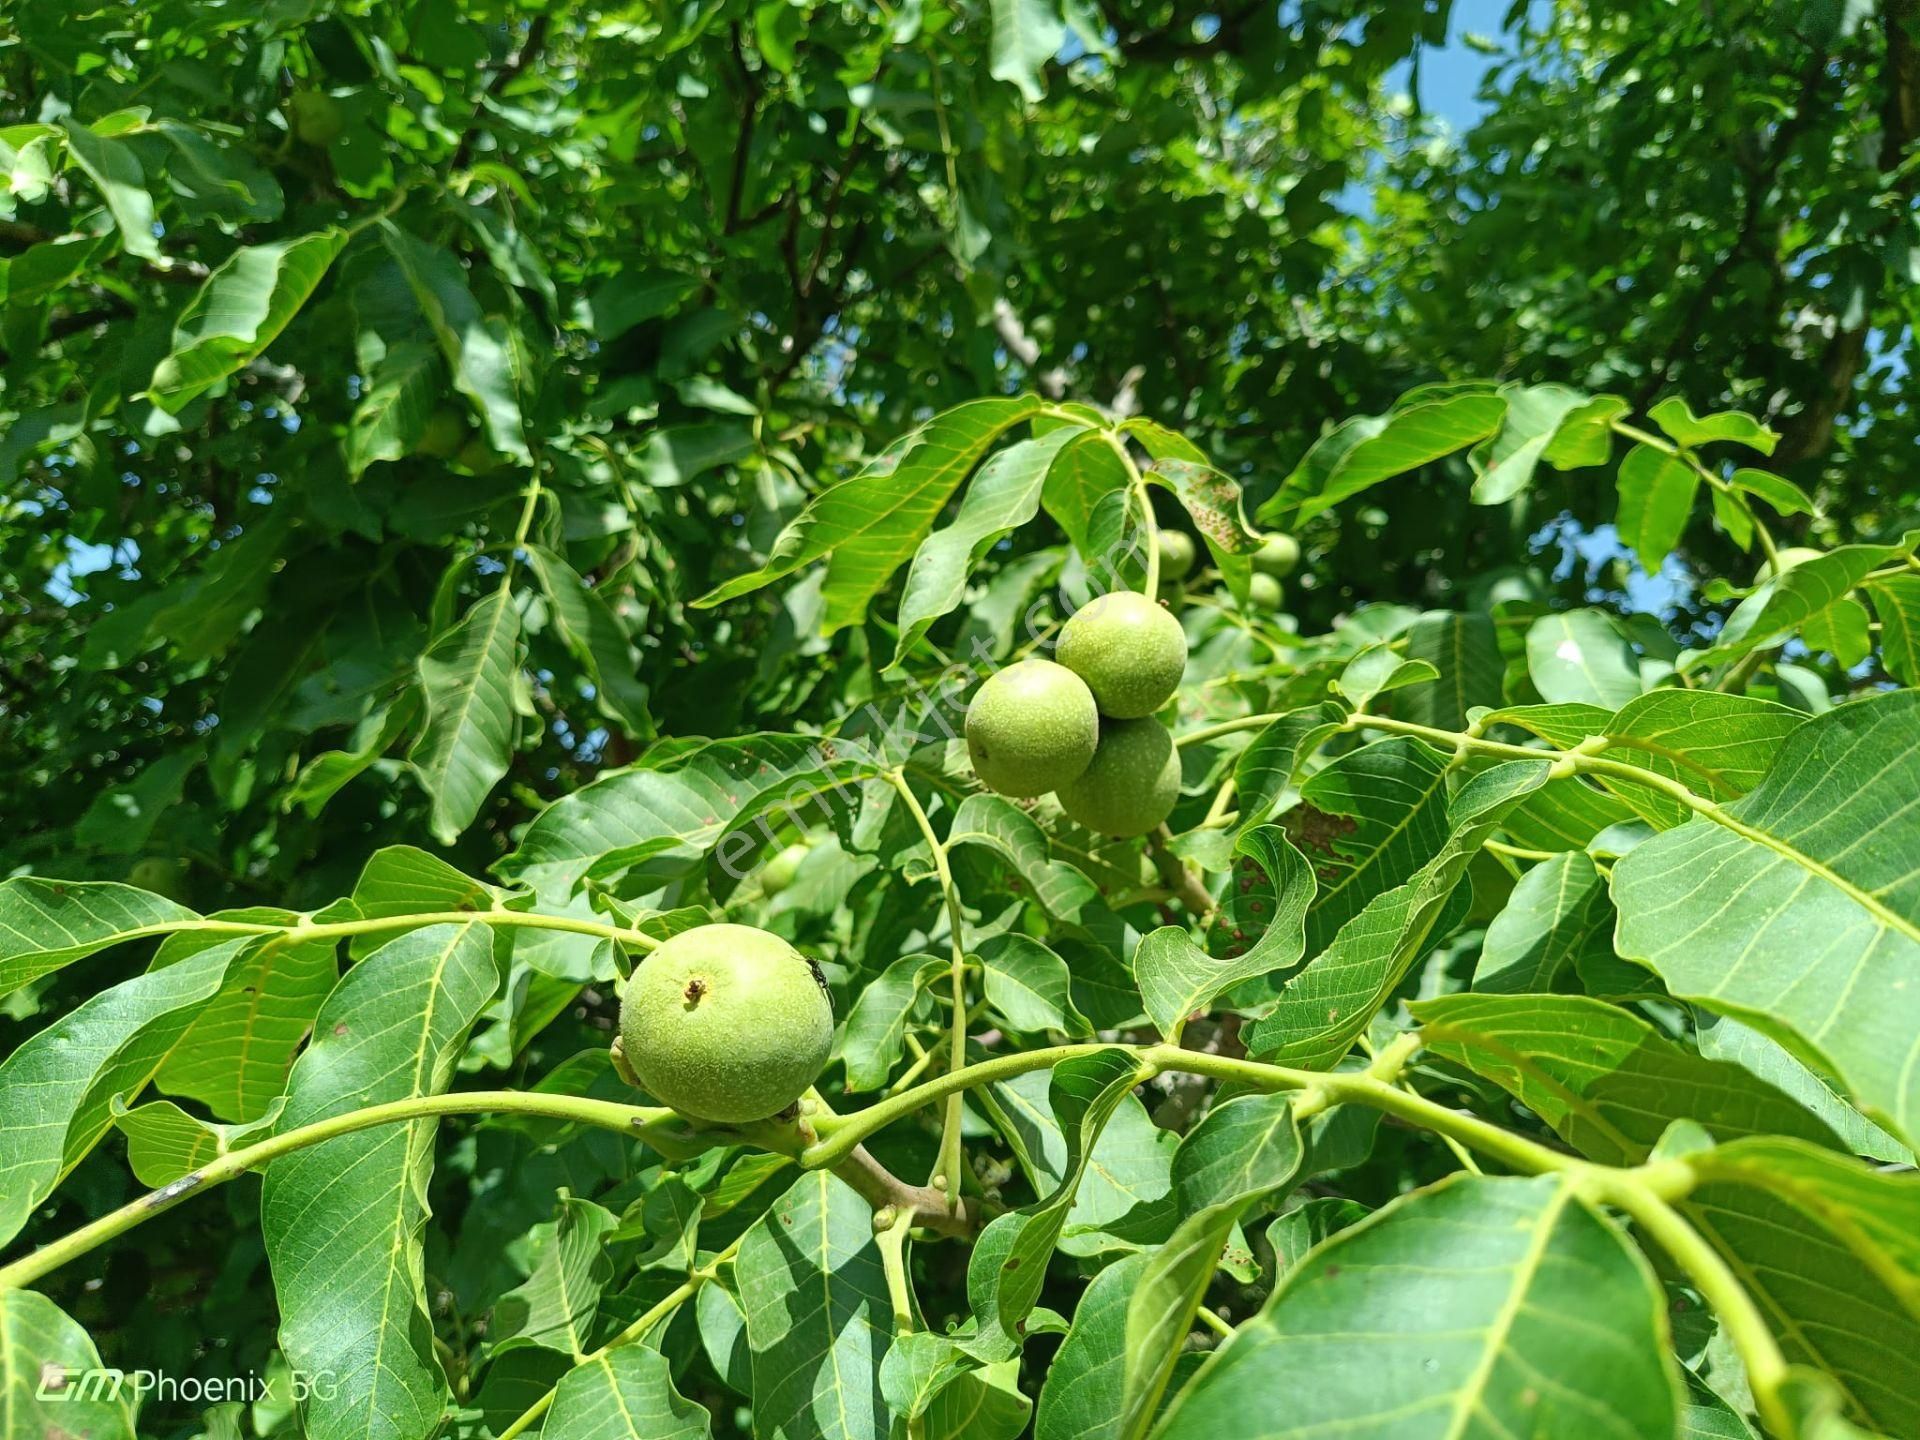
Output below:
[1415,1017,1641,1161]
[1606,733,1753,795]
[420,586,514,797]
[1441,1179,1573,1440]
[604,1357,643,1435]
[368,925,464,1438]
[819,1171,854,1440]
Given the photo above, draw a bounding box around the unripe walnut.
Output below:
[1057,716,1181,837]
[1057,590,1187,719]
[965,659,1100,797]
[618,924,832,1123]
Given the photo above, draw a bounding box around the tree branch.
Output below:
[831,1144,989,1239]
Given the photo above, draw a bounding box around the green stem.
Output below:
[0,1091,682,1293]
[1610,419,1779,565]
[1102,430,1160,601]
[886,770,971,1211]
[96,907,662,959]
[875,1206,918,1334]
[1604,1183,1793,1439]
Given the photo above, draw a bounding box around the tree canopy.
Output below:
[2,3,1919,1439]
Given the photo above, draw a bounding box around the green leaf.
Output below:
[979,933,1093,1036]
[148,230,348,412]
[410,588,522,844]
[0,937,245,1247]
[381,219,530,463]
[0,876,197,998]
[1292,388,1507,522]
[1541,393,1631,470]
[489,1195,621,1356]
[154,911,337,1120]
[542,1347,714,1438]
[260,922,499,1440]
[1468,382,1593,503]
[1294,735,1454,952]
[1695,1012,1912,1166]
[1648,397,1780,454]
[1490,690,1803,829]
[499,734,881,900]
[1247,760,1550,1069]
[1331,645,1439,710]
[945,793,1100,920]
[1035,1252,1149,1440]
[737,1171,895,1440]
[1729,467,1815,517]
[979,1067,1175,1258]
[317,844,498,947]
[695,397,1041,632]
[287,691,421,818]
[1612,690,1920,1140]
[1525,608,1643,708]
[1152,1174,1683,1440]
[0,1290,137,1438]
[1144,459,1263,557]
[1411,992,1849,1164]
[1472,850,1616,993]
[347,339,440,475]
[1042,429,1132,555]
[1684,536,1917,672]
[1186,703,1346,869]
[1615,442,1700,571]
[1134,826,1313,1042]
[988,0,1067,100]
[1171,1091,1302,1218]
[526,545,653,737]
[891,426,1086,667]
[1803,594,1874,667]
[1399,611,1503,731]
[1680,1137,1920,1435]
[970,1049,1146,1348]
[1863,576,1920,683]
[578,269,696,340]
[110,1094,284,1186]
[60,118,161,261]
[1263,1198,1370,1276]
[637,421,756,487]
[840,952,945,1090]
[1118,1098,1303,1437]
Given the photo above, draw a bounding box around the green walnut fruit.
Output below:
[761,842,810,896]
[965,659,1099,797]
[1753,546,1825,584]
[1157,530,1197,582]
[129,857,186,901]
[1057,590,1188,719]
[1246,573,1284,610]
[414,407,468,459]
[619,924,833,1123]
[1057,717,1181,837]
[290,90,345,147]
[1251,533,1301,578]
